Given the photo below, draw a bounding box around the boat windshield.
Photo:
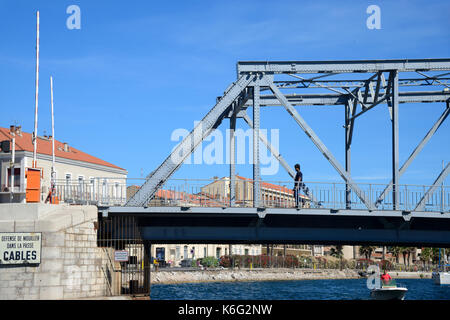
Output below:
[381,279,397,287]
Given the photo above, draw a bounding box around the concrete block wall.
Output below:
[0,204,109,300]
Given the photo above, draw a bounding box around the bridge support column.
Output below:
[144,241,151,297]
[345,100,353,209]
[230,106,236,206]
[391,70,400,210]
[253,85,261,207]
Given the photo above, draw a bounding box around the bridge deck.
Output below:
[101,206,450,247]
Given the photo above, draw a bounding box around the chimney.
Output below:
[16,126,22,136]
[48,135,53,140]
[63,142,69,152]
[10,125,15,134]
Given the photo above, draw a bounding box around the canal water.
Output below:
[150,279,450,300]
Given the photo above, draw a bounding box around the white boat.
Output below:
[432,271,450,285]
[370,280,408,300]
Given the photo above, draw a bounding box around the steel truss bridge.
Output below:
[100,58,450,247]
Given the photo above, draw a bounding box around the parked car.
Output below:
[179,259,193,267]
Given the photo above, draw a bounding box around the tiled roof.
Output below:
[0,127,125,171]
[235,175,294,194]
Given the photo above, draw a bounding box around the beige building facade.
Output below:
[0,126,127,204]
[151,244,262,267]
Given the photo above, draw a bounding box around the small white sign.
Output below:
[114,250,129,262]
[0,232,42,265]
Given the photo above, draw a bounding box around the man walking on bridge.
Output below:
[293,164,306,207]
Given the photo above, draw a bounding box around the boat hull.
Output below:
[370,287,407,300]
[432,272,450,285]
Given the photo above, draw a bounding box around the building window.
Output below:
[7,168,20,190]
[245,248,249,256]
[183,246,188,259]
[203,247,207,258]
[65,173,72,199]
[176,246,180,260]
[216,247,221,259]
[115,182,120,201]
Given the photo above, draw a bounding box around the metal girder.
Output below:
[273,77,450,89]
[229,105,237,207]
[345,100,352,209]
[240,91,450,108]
[104,207,450,246]
[126,74,254,206]
[415,163,450,212]
[237,58,450,74]
[253,85,261,207]
[267,78,375,211]
[416,71,450,89]
[375,106,450,206]
[391,71,400,210]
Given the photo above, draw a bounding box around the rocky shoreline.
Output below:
[149,268,432,284]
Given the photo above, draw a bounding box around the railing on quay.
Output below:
[53,177,450,212]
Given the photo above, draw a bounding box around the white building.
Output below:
[151,244,262,267]
[0,125,127,204]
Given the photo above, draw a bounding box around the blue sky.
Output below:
[0,0,449,187]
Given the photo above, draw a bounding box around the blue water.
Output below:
[150,279,450,300]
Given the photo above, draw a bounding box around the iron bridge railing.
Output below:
[52,178,450,212]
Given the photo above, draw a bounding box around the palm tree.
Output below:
[359,246,377,260]
[420,247,432,268]
[389,247,401,263]
[400,247,415,266]
[401,247,408,266]
[330,245,344,259]
[330,245,344,270]
[407,247,416,266]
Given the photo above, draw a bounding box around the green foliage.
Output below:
[359,246,377,259]
[200,256,219,267]
[420,247,433,264]
[330,245,344,259]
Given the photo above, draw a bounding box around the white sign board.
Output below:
[114,250,129,262]
[0,233,42,265]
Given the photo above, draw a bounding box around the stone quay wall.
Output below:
[0,204,110,300]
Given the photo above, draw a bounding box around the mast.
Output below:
[32,10,40,168]
[50,76,55,189]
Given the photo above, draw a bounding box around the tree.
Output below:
[401,247,409,266]
[407,247,416,266]
[359,246,376,260]
[330,245,344,270]
[330,245,344,259]
[420,247,432,267]
[400,247,416,266]
[389,247,401,263]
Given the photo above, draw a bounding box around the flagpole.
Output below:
[32,10,40,168]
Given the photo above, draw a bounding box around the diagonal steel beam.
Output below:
[243,114,294,178]
[375,106,450,206]
[267,79,375,210]
[242,114,322,208]
[126,74,254,206]
[416,71,450,89]
[415,163,450,212]
[288,74,347,95]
